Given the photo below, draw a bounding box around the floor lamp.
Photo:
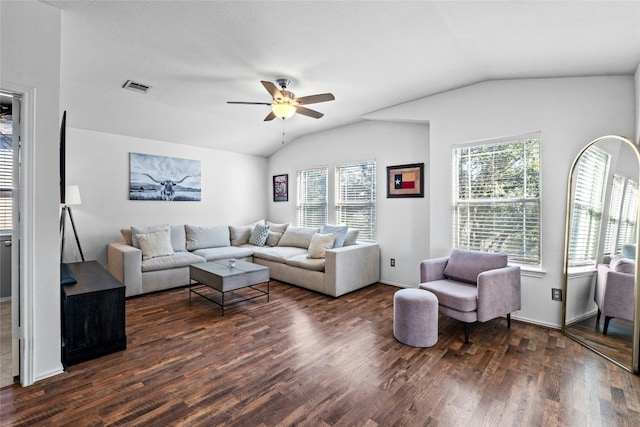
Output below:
[60,185,85,262]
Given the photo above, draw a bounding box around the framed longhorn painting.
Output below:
[386,163,424,198]
[129,153,202,201]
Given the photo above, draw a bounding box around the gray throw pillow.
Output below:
[185,225,230,251]
[249,224,270,246]
[321,224,348,248]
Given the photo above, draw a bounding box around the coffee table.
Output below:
[189,260,270,315]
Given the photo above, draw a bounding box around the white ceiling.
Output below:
[47,0,640,157]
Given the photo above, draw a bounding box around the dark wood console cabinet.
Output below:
[61,261,126,366]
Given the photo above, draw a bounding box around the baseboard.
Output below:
[0,296,11,303]
[378,280,410,288]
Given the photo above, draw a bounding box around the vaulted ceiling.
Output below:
[47,1,640,157]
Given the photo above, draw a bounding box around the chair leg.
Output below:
[507,313,511,328]
[603,316,612,335]
[464,323,469,344]
[596,309,601,325]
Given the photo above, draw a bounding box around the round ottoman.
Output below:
[393,288,438,347]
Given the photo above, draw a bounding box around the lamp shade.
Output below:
[272,103,296,119]
[65,185,82,206]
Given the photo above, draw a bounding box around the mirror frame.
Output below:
[562,135,640,373]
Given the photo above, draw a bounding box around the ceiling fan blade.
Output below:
[227,101,273,105]
[261,81,282,99]
[264,111,277,121]
[295,93,335,105]
[295,106,324,119]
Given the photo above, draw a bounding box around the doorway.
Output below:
[1,90,20,387]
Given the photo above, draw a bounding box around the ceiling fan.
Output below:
[227,79,335,121]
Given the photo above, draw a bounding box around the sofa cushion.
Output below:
[141,251,206,273]
[137,228,175,260]
[249,224,270,246]
[192,246,255,262]
[419,279,478,312]
[285,254,326,272]
[170,225,187,252]
[131,224,170,248]
[307,233,336,259]
[229,225,252,246]
[321,224,348,248]
[610,256,635,274]
[278,226,319,249]
[344,228,359,246]
[267,221,290,233]
[120,228,133,246]
[443,249,507,284]
[250,245,308,263]
[185,225,230,251]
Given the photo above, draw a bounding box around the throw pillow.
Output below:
[344,228,360,246]
[131,224,170,248]
[307,233,336,259]
[265,231,283,247]
[321,224,348,248]
[185,225,230,251]
[136,228,175,260]
[266,221,290,233]
[249,224,270,246]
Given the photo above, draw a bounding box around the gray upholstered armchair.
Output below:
[595,258,635,335]
[419,249,521,343]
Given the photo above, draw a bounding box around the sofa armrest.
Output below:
[476,266,521,322]
[325,242,380,297]
[601,270,635,321]
[420,257,449,283]
[107,242,142,297]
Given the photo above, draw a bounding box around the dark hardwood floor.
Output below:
[2,282,640,426]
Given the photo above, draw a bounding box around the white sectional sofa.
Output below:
[107,221,380,298]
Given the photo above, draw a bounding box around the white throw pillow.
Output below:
[137,228,175,260]
[307,233,336,259]
[131,224,170,248]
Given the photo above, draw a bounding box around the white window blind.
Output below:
[296,167,328,227]
[568,146,609,266]
[617,179,638,254]
[453,134,541,266]
[335,161,376,242]
[603,175,625,257]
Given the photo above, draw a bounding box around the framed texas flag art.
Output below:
[386,163,424,198]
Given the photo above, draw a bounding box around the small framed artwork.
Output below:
[387,163,424,198]
[273,174,288,202]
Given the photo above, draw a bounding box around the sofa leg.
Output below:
[596,309,602,326]
[464,323,469,344]
[507,313,511,328]
[603,316,612,335]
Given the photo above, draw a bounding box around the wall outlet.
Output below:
[551,288,562,301]
[390,258,395,267]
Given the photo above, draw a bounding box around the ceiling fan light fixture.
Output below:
[272,102,296,119]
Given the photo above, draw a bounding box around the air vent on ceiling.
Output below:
[122,80,151,94]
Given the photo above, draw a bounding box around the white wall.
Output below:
[269,120,429,286]
[1,1,63,384]
[366,76,634,327]
[63,128,269,265]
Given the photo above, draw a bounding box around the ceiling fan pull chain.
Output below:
[282,118,286,144]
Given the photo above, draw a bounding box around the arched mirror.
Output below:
[562,135,640,373]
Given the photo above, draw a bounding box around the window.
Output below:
[296,167,328,227]
[568,146,609,266]
[453,134,541,266]
[604,175,638,258]
[0,95,13,233]
[335,161,376,242]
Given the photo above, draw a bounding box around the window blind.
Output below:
[617,179,638,254]
[568,146,609,266]
[453,135,541,266]
[0,138,12,233]
[335,161,376,242]
[296,167,328,227]
[603,175,625,257]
